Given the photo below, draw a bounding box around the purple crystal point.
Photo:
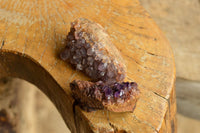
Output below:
[119,90,124,97]
[105,87,112,95]
[102,86,109,90]
[114,91,120,98]
[104,87,113,100]
[122,82,128,88]
[122,82,130,91]
[114,89,124,99]
[114,83,123,91]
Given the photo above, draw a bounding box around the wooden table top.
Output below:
[0,0,176,132]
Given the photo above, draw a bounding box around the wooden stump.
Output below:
[0,0,176,132]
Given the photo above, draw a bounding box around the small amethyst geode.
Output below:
[60,18,126,84]
[70,80,140,112]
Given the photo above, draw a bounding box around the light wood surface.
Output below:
[0,0,176,132]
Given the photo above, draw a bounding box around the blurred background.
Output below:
[0,0,200,133]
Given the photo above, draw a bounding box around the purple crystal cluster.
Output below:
[64,18,140,112]
[60,28,105,80]
[74,81,138,104]
[60,18,126,84]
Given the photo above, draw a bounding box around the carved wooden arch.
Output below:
[0,0,176,132]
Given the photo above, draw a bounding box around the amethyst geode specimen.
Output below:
[70,80,140,112]
[60,18,126,84]
[61,18,140,112]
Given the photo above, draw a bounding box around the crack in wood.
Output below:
[133,115,158,133]
[136,81,169,102]
[127,42,168,59]
[146,51,161,57]
[106,110,156,133]
[125,78,170,132]
[109,122,119,133]
[108,121,130,133]
[117,19,147,30]
[152,91,171,131]
[125,54,144,66]
[0,40,5,50]
[106,112,118,133]
[153,91,167,101]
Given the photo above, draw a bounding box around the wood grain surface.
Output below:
[0,0,176,132]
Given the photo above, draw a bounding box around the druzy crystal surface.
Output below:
[70,80,139,106]
[60,18,126,84]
